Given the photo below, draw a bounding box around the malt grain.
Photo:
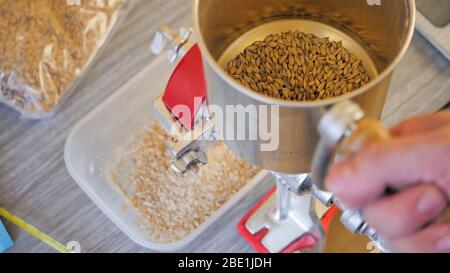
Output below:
[0,0,126,116]
[226,31,371,101]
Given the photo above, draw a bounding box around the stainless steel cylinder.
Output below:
[194,0,415,173]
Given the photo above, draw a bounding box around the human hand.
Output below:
[326,110,450,252]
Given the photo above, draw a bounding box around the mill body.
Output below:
[194,0,415,173]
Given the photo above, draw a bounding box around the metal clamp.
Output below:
[153,97,217,174]
[151,24,194,63]
[151,24,216,174]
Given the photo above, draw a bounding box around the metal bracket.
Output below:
[244,173,326,253]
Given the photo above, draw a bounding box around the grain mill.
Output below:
[150,0,415,252]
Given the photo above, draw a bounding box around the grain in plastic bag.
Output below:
[0,0,132,118]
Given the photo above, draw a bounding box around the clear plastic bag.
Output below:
[0,0,132,119]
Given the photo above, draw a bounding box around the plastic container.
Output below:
[64,54,270,251]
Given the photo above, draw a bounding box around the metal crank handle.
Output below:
[312,101,391,191]
[311,100,393,251]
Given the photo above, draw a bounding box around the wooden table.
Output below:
[1,0,449,253]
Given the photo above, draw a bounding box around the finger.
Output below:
[363,184,447,238]
[326,128,450,208]
[389,223,450,253]
[391,110,450,137]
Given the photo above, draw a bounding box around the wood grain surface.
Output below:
[0,0,449,253]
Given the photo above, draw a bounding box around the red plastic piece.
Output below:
[162,44,207,130]
[237,187,340,253]
[320,204,339,233]
[237,187,278,253]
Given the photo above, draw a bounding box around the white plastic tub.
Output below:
[64,55,269,251]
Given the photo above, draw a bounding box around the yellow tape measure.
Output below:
[0,207,71,253]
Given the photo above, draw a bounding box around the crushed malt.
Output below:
[108,123,260,243]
